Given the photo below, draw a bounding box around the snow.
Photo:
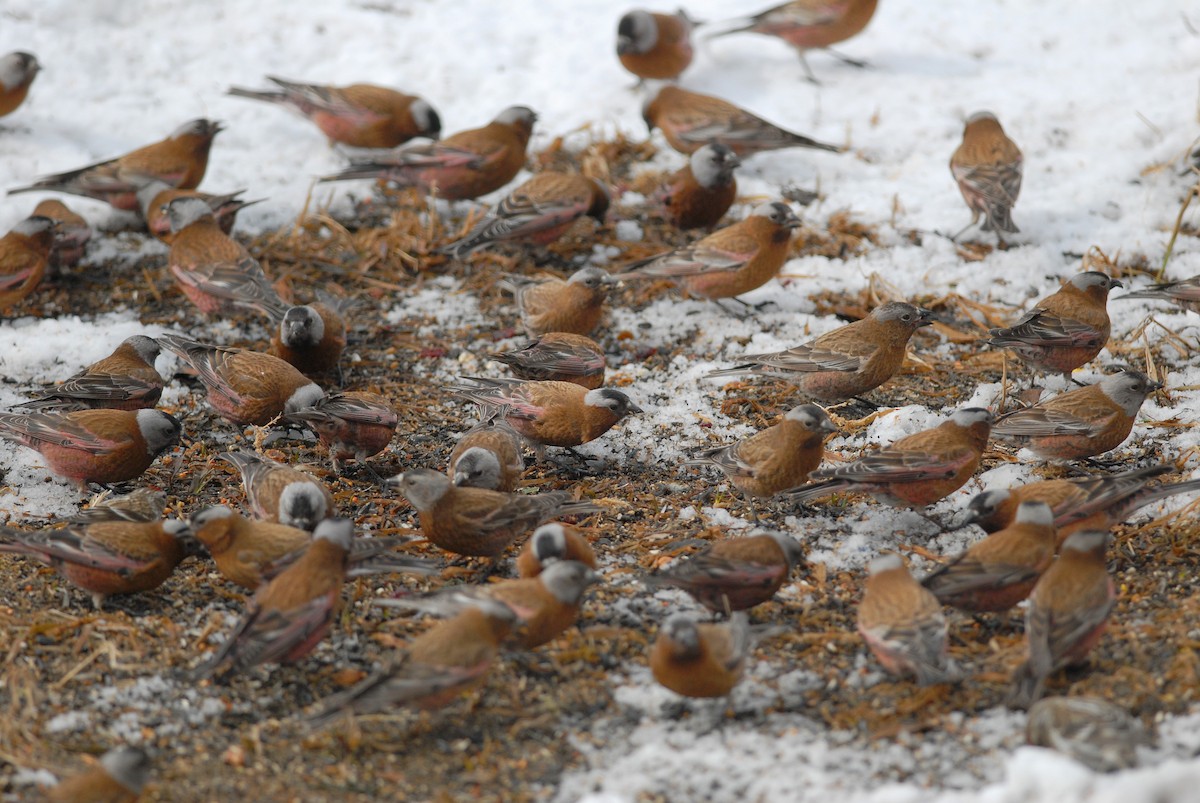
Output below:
[3,0,1200,799]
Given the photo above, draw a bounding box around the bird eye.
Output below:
[901,314,912,321]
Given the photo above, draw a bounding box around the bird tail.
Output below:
[225,86,287,104]
[914,657,964,687]
[780,479,840,504]
[982,207,1019,234]
[1117,286,1175,301]
[705,364,755,379]
[1006,661,1044,709]
[317,163,397,183]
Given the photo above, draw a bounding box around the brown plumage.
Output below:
[644,531,805,612]
[19,335,162,411]
[0,215,55,310]
[281,390,398,472]
[616,10,695,82]
[653,143,740,231]
[491,332,606,389]
[218,451,335,531]
[447,419,525,492]
[950,112,1023,240]
[516,522,598,578]
[46,746,150,803]
[137,179,258,244]
[498,266,615,338]
[190,505,311,590]
[32,199,91,268]
[651,611,750,698]
[0,51,40,118]
[268,301,349,377]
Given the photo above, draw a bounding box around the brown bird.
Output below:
[991,370,1161,461]
[498,266,616,338]
[986,272,1122,378]
[490,332,607,389]
[950,112,1024,241]
[268,299,351,377]
[516,522,598,578]
[921,501,1057,613]
[305,599,518,728]
[228,76,440,148]
[319,106,536,201]
[653,143,741,231]
[18,335,163,411]
[9,119,223,211]
[32,199,91,268]
[962,463,1200,544]
[685,403,835,498]
[72,487,166,525]
[389,468,597,558]
[650,611,750,698]
[1008,530,1115,708]
[137,178,259,244]
[0,214,55,310]
[438,172,609,257]
[0,51,40,119]
[786,407,994,508]
[450,377,642,452]
[0,408,180,488]
[708,301,933,403]
[0,517,192,609]
[218,451,335,532]
[709,0,880,83]
[46,746,150,803]
[163,196,289,319]
[158,334,325,426]
[643,85,841,157]
[447,418,525,492]
[857,552,961,686]
[616,10,695,83]
[281,390,398,473]
[190,505,310,589]
[618,202,801,302]
[644,531,805,612]
[1117,274,1200,313]
[197,518,353,680]
[1026,696,1149,773]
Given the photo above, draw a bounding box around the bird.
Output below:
[1008,530,1115,709]
[305,599,518,728]
[1026,696,1148,773]
[1116,274,1200,314]
[32,199,91,268]
[447,419,525,493]
[991,370,1161,461]
[319,106,536,201]
[616,10,695,83]
[650,610,750,698]
[516,522,598,578]
[961,464,1200,544]
[227,76,440,148]
[643,85,841,157]
[986,272,1122,378]
[437,171,609,257]
[643,531,805,612]
[618,201,801,302]
[490,332,607,389]
[450,377,642,452]
[498,266,616,338]
[196,518,354,680]
[652,143,741,231]
[0,214,55,310]
[921,500,1057,613]
[0,517,193,609]
[0,51,40,119]
[280,390,398,473]
[0,408,180,488]
[857,552,961,686]
[708,301,933,403]
[376,559,599,649]
[685,403,835,498]
[708,0,880,83]
[785,407,994,508]
[45,745,151,803]
[157,334,325,427]
[268,298,351,377]
[218,451,336,532]
[17,335,163,411]
[950,112,1024,241]
[137,178,259,244]
[9,118,223,211]
[162,196,289,319]
[389,468,598,558]
[72,487,166,525]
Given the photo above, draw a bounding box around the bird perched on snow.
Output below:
[137,178,258,244]
[516,522,598,578]
[227,76,440,148]
[786,407,993,508]
[0,214,55,310]
[498,267,616,338]
[281,390,398,473]
[950,112,1023,242]
[619,201,800,303]
[1116,274,1200,314]
[32,199,91,268]
[650,611,750,698]
[447,418,525,493]
[45,745,151,803]
[708,0,879,83]
[986,272,1121,379]
[708,301,932,402]
[18,335,163,411]
[9,119,223,211]
[490,332,607,389]
[268,297,351,378]
[644,531,805,612]
[1026,696,1148,773]
[857,552,961,686]
[643,85,841,157]
[684,403,836,498]
[218,451,335,532]
[0,51,40,119]
[616,9,695,83]
[652,143,741,231]
[991,370,1160,462]
[438,172,609,258]
[319,106,536,201]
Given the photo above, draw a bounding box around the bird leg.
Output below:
[824,47,869,68]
